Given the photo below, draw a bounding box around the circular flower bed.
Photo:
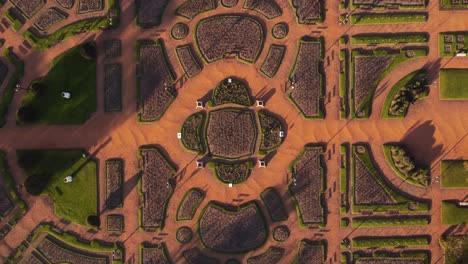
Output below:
[176,226,193,244]
[171,23,189,40]
[272,225,290,242]
[272,23,288,39]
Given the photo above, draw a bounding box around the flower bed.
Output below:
[171,23,189,40]
[353,0,424,7]
[212,78,252,106]
[176,188,205,221]
[104,39,121,58]
[10,0,45,18]
[272,226,289,242]
[247,247,285,264]
[138,41,176,122]
[291,0,321,23]
[243,0,282,19]
[55,0,74,9]
[206,109,257,159]
[176,44,203,78]
[137,0,169,27]
[78,0,104,14]
[260,45,285,78]
[176,0,217,19]
[199,202,267,253]
[272,23,288,39]
[296,240,324,264]
[290,39,323,118]
[260,187,288,222]
[104,63,122,112]
[141,243,171,263]
[34,8,67,31]
[181,111,206,154]
[213,160,253,184]
[176,226,193,244]
[140,147,176,229]
[37,235,110,264]
[196,15,265,63]
[258,110,283,152]
[183,247,220,264]
[289,146,325,224]
[385,144,430,187]
[105,159,123,209]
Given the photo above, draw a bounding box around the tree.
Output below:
[17,106,37,123]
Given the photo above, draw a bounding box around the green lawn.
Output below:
[17,149,97,227]
[351,13,428,25]
[352,216,429,227]
[19,44,96,124]
[442,201,468,225]
[439,69,468,99]
[352,236,430,248]
[351,34,428,45]
[441,160,468,188]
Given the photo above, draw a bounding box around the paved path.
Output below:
[0,0,467,263]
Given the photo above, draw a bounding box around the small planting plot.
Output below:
[181,111,206,154]
[441,160,468,188]
[247,247,285,264]
[137,41,176,122]
[339,50,348,119]
[441,201,468,225]
[295,240,325,264]
[212,78,252,106]
[19,44,96,124]
[141,243,172,263]
[17,149,97,227]
[260,44,286,78]
[78,0,104,13]
[34,8,67,31]
[439,69,468,99]
[353,251,430,264]
[289,38,324,118]
[352,236,431,248]
[351,216,430,227]
[176,44,203,78]
[183,247,220,264]
[137,0,169,27]
[176,226,193,244]
[10,0,45,18]
[351,13,428,25]
[352,0,424,7]
[289,145,325,225]
[260,187,288,222]
[105,159,123,209]
[0,60,9,88]
[243,0,282,19]
[198,202,267,253]
[176,188,205,221]
[6,8,25,31]
[104,39,121,59]
[291,0,321,23]
[196,15,265,63]
[206,109,257,159]
[106,214,124,232]
[104,63,122,112]
[139,147,176,229]
[56,0,74,9]
[0,188,13,217]
[176,0,217,19]
[351,33,428,45]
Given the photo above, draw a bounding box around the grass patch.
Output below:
[17,149,97,227]
[439,69,468,99]
[441,160,468,188]
[442,201,468,225]
[381,69,428,118]
[23,18,108,50]
[19,44,96,124]
[352,216,429,227]
[439,32,468,57]
[440,235,468,264]
[339,49,348,119]
[352,236,430,248]
[0,49,24,127]
[440,0,468,9]
[353,251,430,264]
[340,143,348,214]
[5,8,24,31]
[351,33,428,45]
[351,13,428,24]
[350,48,428,118]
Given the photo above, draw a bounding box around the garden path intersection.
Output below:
[0,0,467,263]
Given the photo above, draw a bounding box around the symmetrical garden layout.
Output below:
[0,0,467,263]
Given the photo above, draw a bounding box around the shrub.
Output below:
[87,215,100,227]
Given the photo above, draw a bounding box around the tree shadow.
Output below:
[400,120,445,165]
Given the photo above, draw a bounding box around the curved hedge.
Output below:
[181,111,206,154]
